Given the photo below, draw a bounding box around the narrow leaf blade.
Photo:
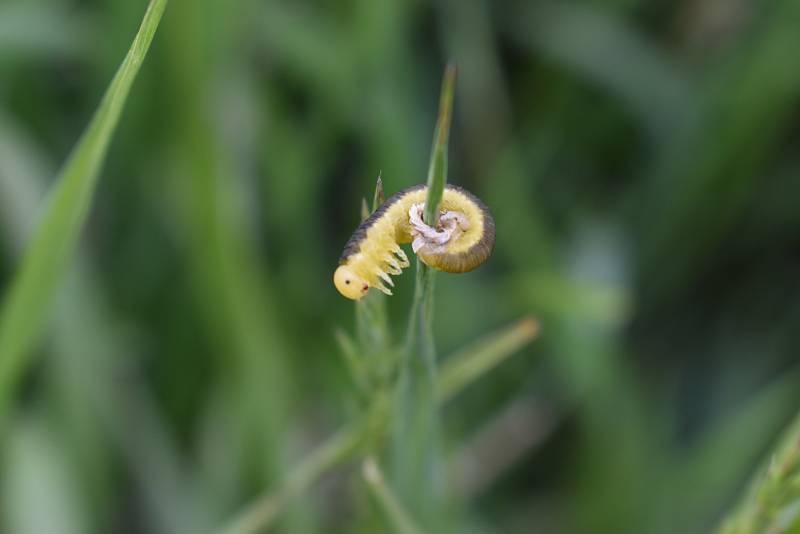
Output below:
[438,317,541,403]
[423,63,457,226]
[0,0,167,424]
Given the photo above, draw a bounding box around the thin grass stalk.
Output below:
[405,63,456,357]
[719,410,800,533]
[362,457,423,534]
[0,0,167,430]
[218,311,538,533]
[392,63,457,528]
[218,421,367,534]
[356,176,391,355]
[438,317,540,403]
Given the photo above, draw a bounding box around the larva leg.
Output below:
[384,262,402,276]
[374,281,393,295]
[391,244,410,267]
[396,249,409,265]
[384,254,400,269]
[376,269,395,287]
[383,255,403,274]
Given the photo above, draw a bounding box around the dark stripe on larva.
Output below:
[339,184,425,263]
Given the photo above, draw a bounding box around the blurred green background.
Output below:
[2,0,800,532]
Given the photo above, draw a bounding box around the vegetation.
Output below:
[1,0,800,533]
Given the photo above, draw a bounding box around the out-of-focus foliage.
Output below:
[0,0,166,430]
[1,0,800,533]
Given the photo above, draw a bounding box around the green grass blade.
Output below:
[0,112,206,534]
[216,388,392,534]
[392,63,457,529]
[719,403,800,533]
[334,328,370,394]
[361,198,371,222]
[438,317,541,403]
[217,421,367,534]
[404,62,457,353]
[356,291,390,356]
[357,176,390,354]
[362,457,423,534]
[216,315,539,534]
[635,368,800,532]
[0,0,167,426]
[423,63,456,227]
[372,173,385,211]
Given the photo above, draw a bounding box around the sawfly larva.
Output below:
[334,184,495,300]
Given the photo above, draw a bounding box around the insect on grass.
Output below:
[334,183,496,299]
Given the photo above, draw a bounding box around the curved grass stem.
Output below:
[392,63,457,529]
[0,0,167,431]
[217,421,366,534]
[362,457,423,534]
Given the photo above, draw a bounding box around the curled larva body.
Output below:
[334,184,495,300]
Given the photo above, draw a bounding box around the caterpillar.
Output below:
[334,184,496,300]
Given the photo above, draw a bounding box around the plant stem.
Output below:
[719,410,800,533]
[217,421,366,534]
[356,175,392,355]
[362,457,423,534]
[392,63,457,528]
[218,313,539,534]
[0,0,167,430]
[438,317,540,403]
[423,63,456,228]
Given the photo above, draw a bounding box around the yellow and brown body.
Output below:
[334,184,495,300]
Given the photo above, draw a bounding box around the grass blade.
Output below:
[657,368,800,531]
[217,421,366,534]
[216,315,540,533]
[719,405,800,533]
[392,63,457,528]
[362,457,423,534]
[372,173,385,211]
[356,176,391,355]
[422,63,456,228]
[438,317,540,403]
[335,328,370,394]
[361,198,371,222]
[405,62,457,354]
[0,0,167,427]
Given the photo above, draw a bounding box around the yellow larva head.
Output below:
[334,265,370,300]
